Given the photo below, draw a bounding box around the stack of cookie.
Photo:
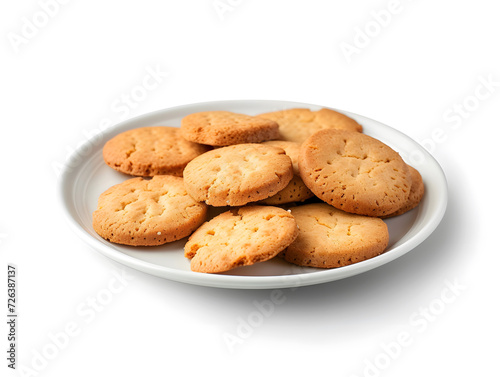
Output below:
[93,108,424,273]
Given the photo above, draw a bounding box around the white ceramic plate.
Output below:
[60,100,447,289]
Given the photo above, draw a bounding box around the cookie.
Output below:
[92,175,208,246]
[185,206,298,273]
[259,175,315,205]
[259,141,314,205]
[299,129,411,216]
[382,165,424,218]
[282,203,389,268]
[258,108,363,144]
[103,126,210,177]
[183,143,294,206]
[180,111,279,146]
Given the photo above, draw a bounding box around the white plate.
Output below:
[60,100,447,289]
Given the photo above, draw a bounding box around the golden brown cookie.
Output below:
[259,141,314,205]
[382,165,424,218]
[258,108,363,143]
[299,129,411,217]
[185,206,298,273]
[103,126,210,177]
[92,175,208,246]
[180,111,279,146]
[183,144,293,206]
[282,203,389,268]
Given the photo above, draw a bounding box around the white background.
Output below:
[1,0,498,376]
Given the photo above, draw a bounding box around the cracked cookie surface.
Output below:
[185,206,298,273]
[103,126,210,177]
[258,108,363,143]
[183,144,294,206]
[282,203,389,268]
[180,111,279,146]
[299,129,411,216]
[92,175,208,246]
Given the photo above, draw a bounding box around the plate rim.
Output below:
[59,99,448,289]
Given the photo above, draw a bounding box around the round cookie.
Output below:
[93,175,208,246]
[282,203,389,268]
[299,129,412,217]
[180,111,279,146]
[382,165,424,218]
[183,144,293,206]
[103,126,210,177]
[185,206,299,273]
[258,108,363,144]
[260,140,314,205]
